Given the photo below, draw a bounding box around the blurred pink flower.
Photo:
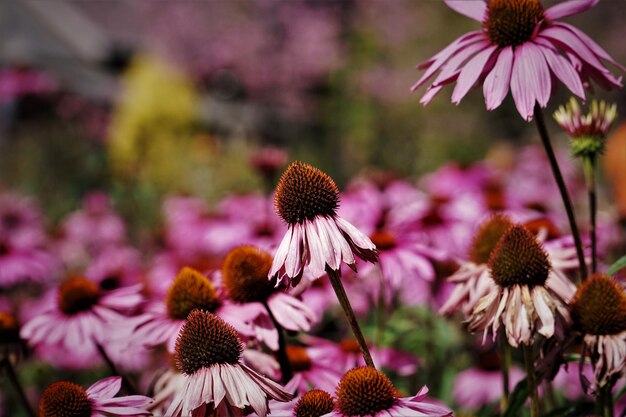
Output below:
[0,67,56,103]
[0,241,59,288]
[0,192,46,248]
[39,377,152,416]
[412,0,623,120]
[453,366,524,409]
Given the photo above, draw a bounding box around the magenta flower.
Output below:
[453,366,524,410]
[0,241,59,288]
[0,192,46,248]
[166,310,293,417]
[20,277,143,363]
[323,367,452,417]
[39,377,152,416]
[270,161,378,285]
[412,0,623,120]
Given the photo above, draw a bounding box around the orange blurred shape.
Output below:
[603,121,626,220]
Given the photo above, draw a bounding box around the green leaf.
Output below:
[608,254,626,276]
[503,378,529,417]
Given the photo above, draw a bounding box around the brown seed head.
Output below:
[469,214,514,264]
[175,310,242,375]
[485,0,545,47]
[294,390,335,417]
[488,225,551,287]
[39,381,93,417]
[222,246,277,303]
[336,367,397,417]
[58,278,101,316]
[274,161,340,225]
[166,267,221,320]
[571,273,626,336]
[370,230,396,251]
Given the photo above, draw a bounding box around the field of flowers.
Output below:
[0,1,625,417]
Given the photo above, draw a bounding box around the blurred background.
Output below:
[1,0,624,237]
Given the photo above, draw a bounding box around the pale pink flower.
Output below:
[0,241,59,288]
[412,0,624,120]
[323,367,452,417]
[453,366,524,410]
[270,161,377,285]
[39,377,152,416]
[166,310,293,417]
[468,224,574,347]
[20,278,143,363]
[0,192,46,248]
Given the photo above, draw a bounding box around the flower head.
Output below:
[294,390,335,417]
[570,273,626,389]
[325,367,452,417]
[167,310,293,417]
[412,0,624,120]
[554,97,617,158]
[39,377,152,417]
[270,161,377,285]
[468,224,574,347]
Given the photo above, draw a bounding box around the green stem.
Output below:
[1,358,36,417]
[596,384,614,417]
[500,336,511,415]
[583,157,598,273]
[533,105,588,281]
[523,344,540,417]
[326,266,375,368]
[262,301,293,383]
[94,341,139,395]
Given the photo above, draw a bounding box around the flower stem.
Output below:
[596,384,614,417]
[94,340,139,395]
[533,104,587,281]
[583,157,598,273]
[523,344,540,417]
[326,266,375,368]
[1,358,36,417]
[500,335,511,415]
[262,301,293,383]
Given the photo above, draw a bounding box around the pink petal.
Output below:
[510,43,550,121]
[433,40,492,87]
[452,45,498,104]
[544,0,598,20]
[540,26,610,73]
[412,31,484,91]
[86,376,121,399]
[534,38,585,99]
[483,46,513,110]
[269,227,292,277]
[444,0,487,22]
[555,22,626,71]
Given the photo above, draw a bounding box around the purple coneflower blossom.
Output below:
[283,344,345,394]
[166,310,293,417]
[39,377,152,416]
[128,266,264,353]
[412,0,623,120]
[570,273,626,392]
[453,366,524,410]
[269,161,378,285]
[85,245,143,290]
[20,277,143,362]
[0,240,59,288]
[269,388,335,417]
[468,224,574,347]
[323,367,452,417]
[0,192,46,248]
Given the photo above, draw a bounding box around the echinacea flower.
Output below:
[0,192,46,248]
[323,366,452,417]
[128,266,263,353]
[0,240,59,288]
[39,376,152,417]
[270,161,378,285]
[269,389,336,417]
[166,310,294,417]
[468,224,574,347]
[570,273,626,391]
[554,97,617,158]
[283,344,345,394]
[222,246,316,333]
[20,277,143,364]
[412,0,624,120]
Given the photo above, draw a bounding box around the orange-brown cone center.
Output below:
[166,267,221,320]
[485,0,545,47]
[469,214,514,264]
[571,274,626,336]
[39,381,93,417]
[222,246,277,303]
[58,278,101,316]
[294,390,335,417]
[336,367,397,417]
[286,345,312,372]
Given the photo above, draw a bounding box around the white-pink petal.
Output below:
[444,0,487,22]
[544,0,598,20]
[483,46,513,110]
[452,45,498,104]
[535,39,585,99]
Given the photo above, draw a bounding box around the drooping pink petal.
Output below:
[532,288,555,338]
[554,22,626,71]
[539,26,611,73]
[432,40,492,88]
[527,42,552,107]
[534,38,585,99]
[86,376,121,399]
[412,31,484,91]
[444,0,487,22]
[544,0,599,20]
[483,46,513,110]
[510,43,550,121]
[269,226,293,277]
[452,45,498,104]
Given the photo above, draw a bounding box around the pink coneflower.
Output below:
[0,240,59,288]
[85,245,143,290]
[270,161,378,285]
[412,0,623,120]
[0,192,46,248]
[324,367,452,417]
[468,224,574,347]
[570,273,626,391]
[39,376,152,417]
[128,266,264,353]
[269,389,335,417]
[20,277,143,362]
[223,246,316,333]
[166,310,293,417]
